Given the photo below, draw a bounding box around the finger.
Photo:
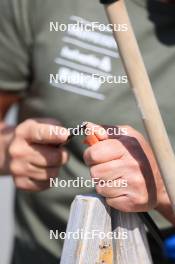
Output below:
[9,137,69,167]
[29,166,59,181]
[84,122,108,141]
[11,160,60,180]
[27,144,69,167]
[106,196,134,212]
[96,180,127,198]
[90,160,125,181]
[16,119,70,144]
[15,177,50,192]
[84,139,125,166]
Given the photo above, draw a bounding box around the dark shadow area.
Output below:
[147,0,175,45]
[147,227,175,264]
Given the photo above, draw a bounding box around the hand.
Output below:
[83,123,166,212]
[9,118,69,191]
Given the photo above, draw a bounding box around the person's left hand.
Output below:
[83,123,166,212]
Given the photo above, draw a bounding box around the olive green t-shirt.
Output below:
[0,0,175,263]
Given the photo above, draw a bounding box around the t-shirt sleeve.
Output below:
[0,0,31,93]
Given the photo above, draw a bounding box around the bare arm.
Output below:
[0,92,20,175]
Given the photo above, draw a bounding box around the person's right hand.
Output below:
[8,118,69,191]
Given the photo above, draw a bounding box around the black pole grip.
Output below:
[100,0,118,4]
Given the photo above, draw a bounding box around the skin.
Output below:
[83,123,175,225]
[0,92,70,191]
[0,93,175,225]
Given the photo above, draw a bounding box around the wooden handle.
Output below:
[104,0,175,210]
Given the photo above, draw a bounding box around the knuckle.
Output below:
[15,119,35,137]
[14,125,23,137]
[132,159,140,169]
[132,193,147,207]
[24,119,36,127]
[135,175,144,187]
[130,196,138,207]
[126,157,140,171]
[15,122,26,137]
[9,141,24,159]
[9,142,18,157]
[127,171,144,189]
[10,161,24,176]
[138,194,148,205]
[10,160,18,174]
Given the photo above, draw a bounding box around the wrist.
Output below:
[0,123,15,175]
[156,186,175,226]
[156,187,170,212]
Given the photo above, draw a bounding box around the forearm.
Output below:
[0,121,15,175]
[0,92,21,175]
